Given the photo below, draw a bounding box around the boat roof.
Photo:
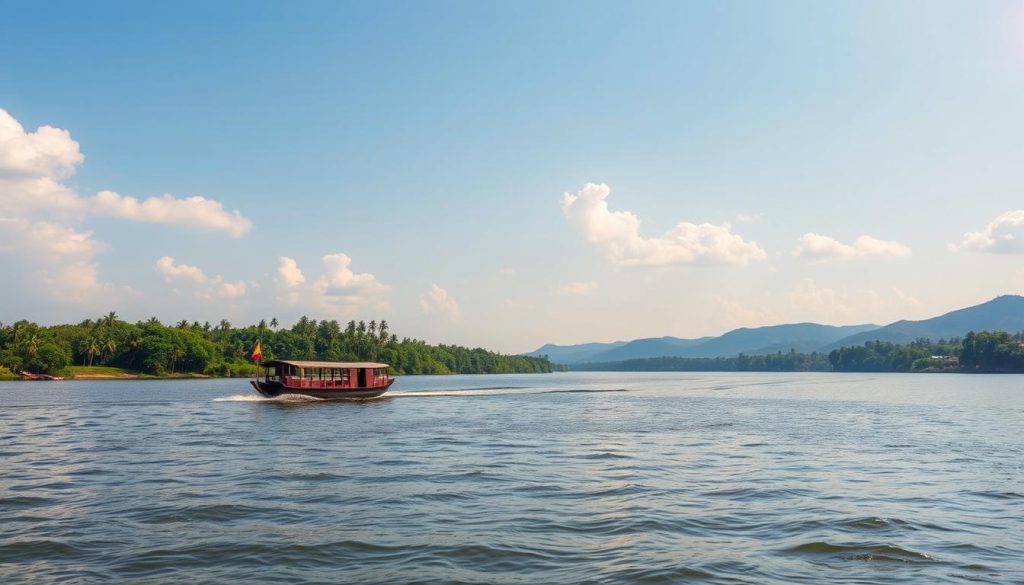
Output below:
[263,360,389,369]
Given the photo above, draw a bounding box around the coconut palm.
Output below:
[102,339,117,363]
[22,334,41,358]
[169,347,185,375]
[270,317,279,330]
[85,337,101,366]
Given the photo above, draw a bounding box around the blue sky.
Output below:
[2,1,1023,352]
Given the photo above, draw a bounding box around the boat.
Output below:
[18,371,65,381]
[250,360,395,399]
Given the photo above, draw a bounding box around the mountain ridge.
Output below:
[525,295,1024,364]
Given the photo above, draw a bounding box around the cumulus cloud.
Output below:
[0,106,254,309]
[419,284,460,321]
[0,217,132,306]
[214,280,247,299]
[561,183,766,267]
[155,256,208,283]
[276,254,390,316]
[0,217,108,261]
[153,256,247,300]
[952,210,1024,254]
[0,107,252,235]
[793,233,911,262]
[277,257,306,287]
[0,108,83,179]
[555,281,598,295]
[716,278,921,329]
[91,191,251,237]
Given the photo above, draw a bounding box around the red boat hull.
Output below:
[251,378,394,399]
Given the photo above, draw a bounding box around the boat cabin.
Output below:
[260,360,392,390]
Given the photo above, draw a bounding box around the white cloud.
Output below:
[0,217,107,261]
[419,284,460,321]
[155,256,208,283]
[735,212,759,223]
[214,280,247,299]
[277,257,306,287]
[0,107,252,237]
[561,183,766,266]
[154,256,247,300]
[0,217,133,306]
[794,233,911,261]
[952,210,1024,254]
[91,191,252,237]
[555,281,598,295]
[276,254,391,316]
[44,261,136,304]
[716,279,922,329]
[0,106,254,310]
[0,109,83,179]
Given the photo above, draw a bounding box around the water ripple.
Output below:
[1,373,1023,584]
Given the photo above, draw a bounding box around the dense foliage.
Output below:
[571,351,832,372]
[570,331,1024,373]
[827,338,961,372]
[0,314,559,376]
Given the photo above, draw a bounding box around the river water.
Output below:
[1,372,1021,584]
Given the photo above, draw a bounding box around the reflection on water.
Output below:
[1,372,1022,583]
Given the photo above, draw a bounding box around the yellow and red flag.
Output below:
[251,341,263,363]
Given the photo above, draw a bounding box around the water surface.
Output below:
[1,372,1022,583]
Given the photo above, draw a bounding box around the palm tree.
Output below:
[176,320,190,329]
[369,320,378,338]
[168,347,185,375]
[102,339,117,363]
[270,317,279,330]
[378,320,390,343]
[146,317,161,326]
[22,334,41,358]
[258,319,268,332]
[85,337,100,366]
[103,312,118,327]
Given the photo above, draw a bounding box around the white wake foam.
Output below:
[213,393,324,403]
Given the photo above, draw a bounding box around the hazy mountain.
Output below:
[671,323,879,359]
[527,295,1024,365]
[588,336,712,362]
[526,341,628,364]
[823,295,1024,350]
[528,324,877,364]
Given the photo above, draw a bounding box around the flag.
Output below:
[251,340,262,363]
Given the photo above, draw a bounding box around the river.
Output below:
[1,372,1021,583]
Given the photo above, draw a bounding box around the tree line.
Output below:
[570,351,832,372]
[0,313,561,377]
[568,331,1024,373]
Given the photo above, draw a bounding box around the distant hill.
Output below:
[588,336,711,362]
[526,341,628,364]
[822,295,1024,350]
[673,323,878,358]
[527,324,878,364]
[526,294,1024,365]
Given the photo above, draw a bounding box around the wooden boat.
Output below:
[251,360,394,399]
[18,372,65,381]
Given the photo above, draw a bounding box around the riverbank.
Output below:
[10,366,227,381]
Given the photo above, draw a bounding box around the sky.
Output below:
[1,0,1024,353]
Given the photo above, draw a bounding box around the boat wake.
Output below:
[213,393,325,403]
[215,387,630,402]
